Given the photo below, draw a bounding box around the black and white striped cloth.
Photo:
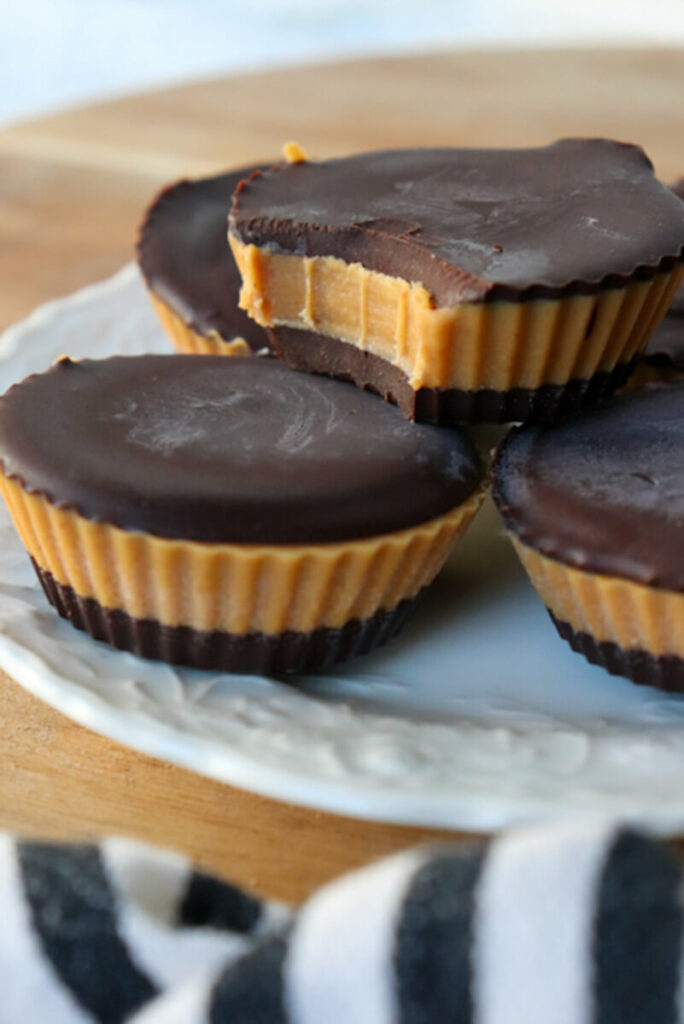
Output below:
[2,820,683,1023]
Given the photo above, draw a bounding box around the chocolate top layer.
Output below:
[492,383,684,592]
[138,167,270,349]
[0,356,480,544]
[230,140,684,306]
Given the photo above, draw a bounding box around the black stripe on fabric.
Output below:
[19,842,158,1024]
[209,934,289,1024]
[593,830,683,1024]
[178,870,262,933]
[395,843,488,1024]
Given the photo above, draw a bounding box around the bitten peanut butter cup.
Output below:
[137,166,272,356]
[492,383,684,690]
[229,140,684,424]
[0,355,483,674]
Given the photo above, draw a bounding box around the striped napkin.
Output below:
[1,819,681,1023]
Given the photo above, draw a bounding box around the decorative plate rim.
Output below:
[1,265,683,835]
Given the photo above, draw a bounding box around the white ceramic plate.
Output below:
[2,264,684,832]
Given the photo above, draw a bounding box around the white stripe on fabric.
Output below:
[284,849,428,1024]
[474,819,619,1024]
[101,839,191,926]
[255,900,294,939]
[0,836,93,1024]
[126,967,218,1024]
[102,839,254,992]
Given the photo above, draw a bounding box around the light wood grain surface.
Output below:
[0,48,683,904]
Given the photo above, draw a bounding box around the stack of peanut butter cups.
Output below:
[0,139,682,687]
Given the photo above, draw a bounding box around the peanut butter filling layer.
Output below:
[2,473,484,635]
[149,291,252,357]
[230,237,683,392]
[512,538,684,658]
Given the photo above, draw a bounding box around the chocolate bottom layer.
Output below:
[33,560,422,676]
[271,327,636,424]
[550,613,684,692]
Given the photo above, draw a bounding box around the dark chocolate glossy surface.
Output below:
[230,140,684,306]
[492,382,684,591]
[0,356,481,543]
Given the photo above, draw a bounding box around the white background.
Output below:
[2,0,684,125]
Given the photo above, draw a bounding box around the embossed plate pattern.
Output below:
[2,265,684,831]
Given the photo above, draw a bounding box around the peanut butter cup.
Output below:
[492,383,684,690]
[138,166,271,357]
[230,140,684,423]
[0,355,483,674]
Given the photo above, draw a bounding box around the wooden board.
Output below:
[0,48,683,903]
